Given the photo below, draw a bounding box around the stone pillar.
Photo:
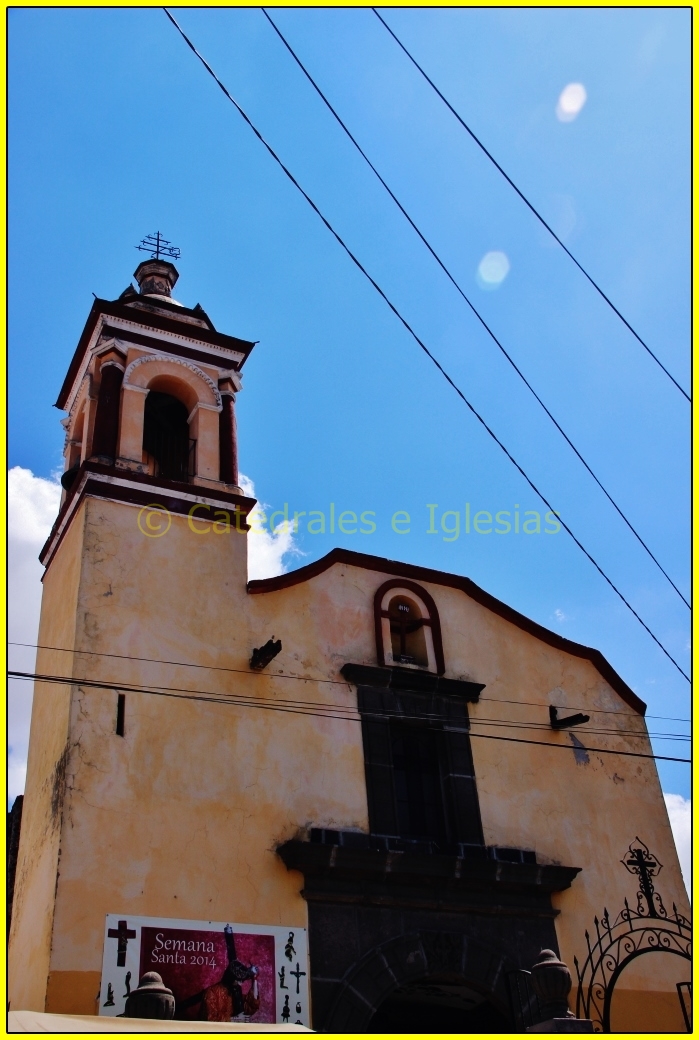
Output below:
[219,392,238,485]
[189,404,220,482]
[90,362,124,462]
[118,384,149,467]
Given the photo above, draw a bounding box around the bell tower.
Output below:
[52,244,255,548]
[9,243,260,1013]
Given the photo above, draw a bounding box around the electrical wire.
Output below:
[372,8,691,404]
[163,9,689,684]
[8,669,689,763]
[479,694,689,724]
[9,662,684,740]
[261,7,689,611]
[8,641,690,724]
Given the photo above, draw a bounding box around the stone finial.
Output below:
[530,949,573,1021]
[134,259,179,298]
[124,971,175,1019]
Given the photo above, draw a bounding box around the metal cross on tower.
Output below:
[136,232,181,261]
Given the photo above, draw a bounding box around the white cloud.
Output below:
[476,250,510,290]
[8,467,62,808]
[664,793,691,897]
[556,82,587,122]
[7,467,299,805]
[553,608,569,622]
[239,473,302,580]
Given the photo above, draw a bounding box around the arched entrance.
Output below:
[367,975,511,1032]
[322,931,515,1033]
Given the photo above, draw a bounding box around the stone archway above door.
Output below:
[322,930,515,1033]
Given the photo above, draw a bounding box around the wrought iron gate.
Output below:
[574,839,691,1032]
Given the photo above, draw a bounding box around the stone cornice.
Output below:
[39,461,256,571]
[56,298,255,411]
[277,839,581,917]
[341,663,484,701]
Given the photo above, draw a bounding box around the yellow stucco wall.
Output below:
[27,499,365,1014]
[8,508,86,1011]
[9,494,689,1030]
[243,555,690,1018]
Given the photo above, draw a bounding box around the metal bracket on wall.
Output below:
[250,637,282,670]
[549,706,590,730]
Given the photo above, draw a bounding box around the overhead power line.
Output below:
[9,670,690,763]
[372,8,691,404]
[163,9,689,683]
[11,656,680,740]
[10,641,689,723]
[261,8,689,611]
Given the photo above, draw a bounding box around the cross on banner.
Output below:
[290,962,306,994]
[108,919,137,966]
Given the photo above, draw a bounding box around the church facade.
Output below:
[8,259,690,1031]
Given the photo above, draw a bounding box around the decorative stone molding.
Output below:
[123,354,222,410]
[94,335,127,358]
[187,402,221,425]
[219,371,243,393]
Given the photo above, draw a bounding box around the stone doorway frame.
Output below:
[322,930,516,1032]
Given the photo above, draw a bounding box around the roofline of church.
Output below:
[248,548,646,716]
[55,297,256,410]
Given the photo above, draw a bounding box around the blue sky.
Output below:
[9,7,690,795]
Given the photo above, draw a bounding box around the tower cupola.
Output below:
[134,258,179,299]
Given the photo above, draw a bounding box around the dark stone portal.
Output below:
[367,977,512,1033]
[278,838,581,1033]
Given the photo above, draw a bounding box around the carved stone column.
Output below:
[219,391,238,486]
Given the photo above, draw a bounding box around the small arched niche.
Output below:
[374,579,445,674]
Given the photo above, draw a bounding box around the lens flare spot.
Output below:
[556,82,587,122]
[477,251,510,290]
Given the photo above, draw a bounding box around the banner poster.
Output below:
[99,914,309,1025]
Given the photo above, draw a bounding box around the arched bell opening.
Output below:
[142,391,193,483]
[367,974,512,1033]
